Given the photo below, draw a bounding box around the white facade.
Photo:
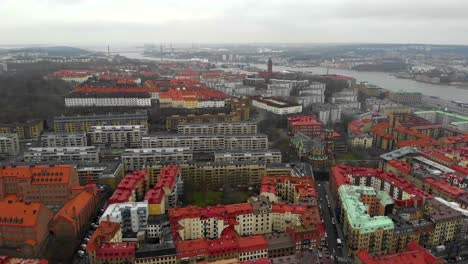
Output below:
[41,132,87,147]
[0,133,20,159]
[178,122,257,135]
[121,148,193,171]
[214,150,281,164]
[141,134,268,151]
[100,201,149,233]
[65,96,152,107]
[24,146,100,163]
[88,125,148,148]
[252,97,302,115]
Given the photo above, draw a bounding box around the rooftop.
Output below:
[355,241,440,264]
[0,201,47,227]
[338,185,394,234]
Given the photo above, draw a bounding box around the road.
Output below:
[316,181,351,264]
[422,96,468,115]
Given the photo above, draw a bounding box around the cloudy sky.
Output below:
[1,0,468,46]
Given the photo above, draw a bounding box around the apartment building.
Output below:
[338,185,395,256]
[177,121,257,135]
[214,150,282,164]
[287,116,323,137]
[355,241,442,264]
[166,98,251,131]
[88,125,148,148]
[0,165,80,211]
[0,200,53,258]
[415,110,468,132]
[251,97,302,115]
[0,133,20,159]
[106,171,149,206]
[65,92,152,107]
[75,161,125,189]
[50,185,99,240]
[40,132,87,147]
[23,146,100,163]
[424,198,464,248]
[311,103,341,125]
[53,111,148,133]
[0,119,44,140]
[100,201,149,234]
[146,161,270,189]
[260,176,318,206]
[145,165,183,215]
[86,221,136,264]
[389,90,422,104]
[330,165,431,208]
[121,148,193,171]
[141,134,268,152]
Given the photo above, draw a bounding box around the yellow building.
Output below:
[338,185,395,256]
[424,198,464,248]
[350,135,373,149]
[146,162,290,189]
[53,112,148,133]
[0,120,44,140]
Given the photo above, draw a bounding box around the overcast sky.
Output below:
[1,0,468,46]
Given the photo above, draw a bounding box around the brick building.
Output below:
[0,200,53,258]
[0,165,80,211]
[49,184,99,240]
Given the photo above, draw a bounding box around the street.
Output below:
[315,181,351,264]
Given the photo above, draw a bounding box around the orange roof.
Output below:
[0,201,47,227]
[1,257,48,264]
[86,221,121,252]
[355,241,440,264]
[54,191,96,223]
[0,165,75,185]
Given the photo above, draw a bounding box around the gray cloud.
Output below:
[0,0,467,45]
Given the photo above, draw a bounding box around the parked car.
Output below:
[77,250,85,258]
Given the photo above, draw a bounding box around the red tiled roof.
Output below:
[424,177,465,199]
[355,241,440,264]
[86,221,121,252]
[387,160,413,174]
[331,165,431,207]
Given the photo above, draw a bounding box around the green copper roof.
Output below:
[376,191,394,207]
[415,110,468,122]
[393,90,422,95]
[338,185,394,234]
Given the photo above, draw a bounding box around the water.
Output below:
[254,64,468,102]
[10,43,463,101]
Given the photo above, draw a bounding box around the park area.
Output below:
[185,191,251,207]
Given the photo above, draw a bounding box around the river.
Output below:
[113,50,468,102]
[252,64,468,102]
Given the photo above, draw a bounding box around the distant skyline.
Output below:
[1,0,468,46]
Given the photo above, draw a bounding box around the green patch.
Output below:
[186,191,251,207]
[188,191,224,207]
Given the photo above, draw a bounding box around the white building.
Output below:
[178,122,257,135]
[65,93,152,107]
[100,201,149,233]
[252,97,302,115]
[88,125,148,148]
[23,146,100,163]
[331,89,358,103]
[141,134,268,151]
[121,148,193,171]
[0,133,20,159]
[214,150,282,164]
[40,132,87,147]
[311,103,341,125]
